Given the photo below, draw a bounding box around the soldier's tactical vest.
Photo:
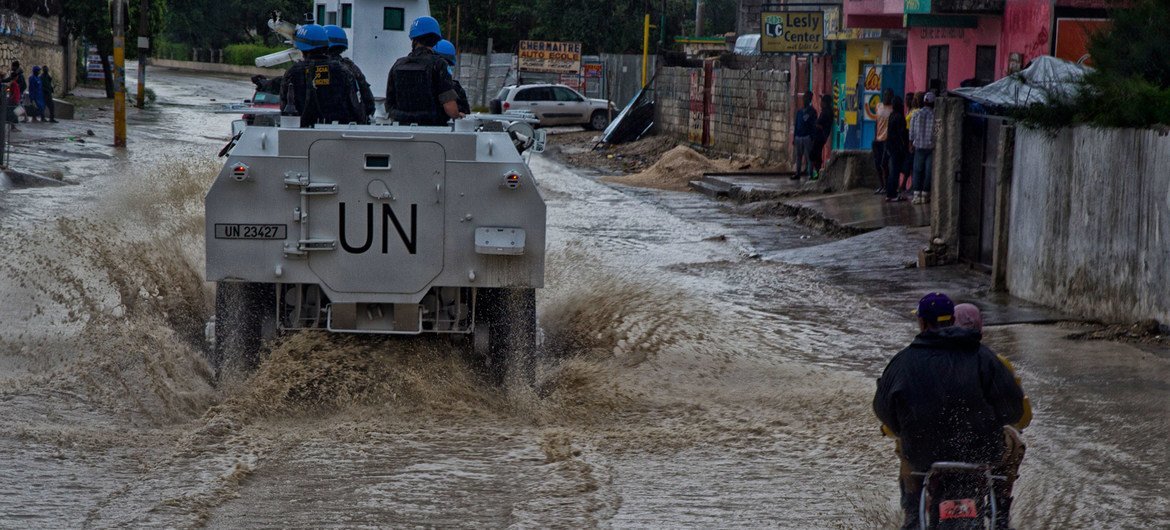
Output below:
[390,55,445,125]
[303,56,358,124]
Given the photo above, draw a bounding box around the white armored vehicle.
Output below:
[206,116,546,382]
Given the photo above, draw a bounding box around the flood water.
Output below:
[0,68,1165,528]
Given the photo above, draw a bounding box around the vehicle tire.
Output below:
[589,110,609,131]
[474,287,538,386]
[212,281,276,380]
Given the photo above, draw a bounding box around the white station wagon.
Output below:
[490,84,614,130]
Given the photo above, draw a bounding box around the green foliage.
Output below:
[428,0,738,54]
[1088,0,1170,89]
[154,38,191,61]
[223,43,289,67]
[1014,0,1170,128]
[164,0,312,49]
[1012,73,1170,129]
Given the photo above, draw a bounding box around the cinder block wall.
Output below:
[1009,126,1170,324]
[656,66,791,165]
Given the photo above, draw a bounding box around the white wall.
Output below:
[1009,126,1170,324]
[318,0,432,98]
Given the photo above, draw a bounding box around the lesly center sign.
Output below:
[761,11,825,54]
[518,40,583,74]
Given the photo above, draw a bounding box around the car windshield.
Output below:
[253,91,281,105]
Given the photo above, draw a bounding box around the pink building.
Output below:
[904,0,1113,94]
[843,0,906,28]
[905,17,1003,94]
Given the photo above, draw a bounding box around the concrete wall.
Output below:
[0,13,76,97]
[1008,126,1170,324]
[656,66,791,164]
[152,58,287,78]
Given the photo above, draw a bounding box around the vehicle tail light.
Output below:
[503,102,510,110]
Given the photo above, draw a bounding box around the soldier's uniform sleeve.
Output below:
[349,60,376,118]
[453,80,470,114]
[339,64,364,124]
[431,57,458,105]
[384,64,396,116]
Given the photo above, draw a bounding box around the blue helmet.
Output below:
[434,39,456,64]
[408,16,442,39]
[323,25,348,51]
[295,24,329,52]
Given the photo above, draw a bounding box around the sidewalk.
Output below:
[693,173,931,232]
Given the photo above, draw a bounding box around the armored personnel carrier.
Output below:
[206,115,546,383]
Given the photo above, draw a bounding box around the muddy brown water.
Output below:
[0,69,1167,528]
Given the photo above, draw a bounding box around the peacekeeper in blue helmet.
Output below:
[434,39,470,115]
[323,25,375,123]
[281,23,364,128]
[385,16,463,125]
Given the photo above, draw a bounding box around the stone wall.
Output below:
[0,13,74,97]
[1008,126,1170,324]
[657,66,791,164]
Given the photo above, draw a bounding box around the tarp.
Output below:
[600,79,655,145]
[951,56,1092,108]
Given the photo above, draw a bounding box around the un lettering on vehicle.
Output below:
[338,202,418,255]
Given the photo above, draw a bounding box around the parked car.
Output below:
[490,84,614,130]
[244,75,282,126]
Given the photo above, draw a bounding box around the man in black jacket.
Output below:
[874,292,1025,529]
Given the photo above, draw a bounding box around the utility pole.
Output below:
[136,0,149,109]
[642,13,650,87]
[695,0,704,37]
[113,0,127,147]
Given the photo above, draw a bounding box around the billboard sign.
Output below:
[518,40,582,74]
[761,11,825,54]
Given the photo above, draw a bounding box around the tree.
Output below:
[1089,0,1170,89]
[62,0,166,97]
[164,0,311,49]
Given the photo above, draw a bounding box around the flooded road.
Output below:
[0,68,1166,528]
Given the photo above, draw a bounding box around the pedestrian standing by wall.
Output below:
[27,66,44,122]
[40,66,56,123]
[872,88,893,194]
[900,93,919,192]
[810,93,834,182]
[884,96,909,202]
[791,90,817,181]
[4,75,20,132]
[909,92,936,204]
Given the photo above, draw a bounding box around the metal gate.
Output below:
[958,114,1006,266]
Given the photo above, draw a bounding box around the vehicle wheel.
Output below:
[212,281,276,380]
[589,110,610,131]
[474,287,538,386]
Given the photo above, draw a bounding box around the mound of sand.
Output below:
[602,145,731,192]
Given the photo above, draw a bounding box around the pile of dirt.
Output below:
[601,145,731,191]
[555,132,680,175]
[1064,319,1168,344]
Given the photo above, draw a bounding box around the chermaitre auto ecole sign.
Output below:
[761,11,825,54]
